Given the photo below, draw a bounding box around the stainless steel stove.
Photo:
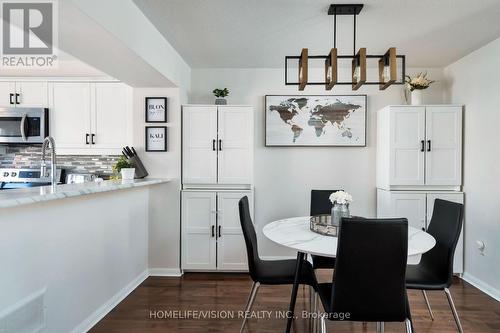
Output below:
[0,168,62,190]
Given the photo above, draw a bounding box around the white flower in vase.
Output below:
[329,191,353,205]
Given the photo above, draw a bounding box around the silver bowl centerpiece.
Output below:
[310,214,338,237]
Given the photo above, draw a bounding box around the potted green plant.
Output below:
[112,156,135,180]
[213,88,229,105]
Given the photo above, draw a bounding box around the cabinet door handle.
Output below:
[9,93,14,105]
[218,139,222,151]
[211,225,215,238]
[218,225,222,238]
[85,134,90,145]
[212,139,216,151]
[91,134,96,145]
[15,93,20,105]
[427,140,431,152]
[420,140,425,152]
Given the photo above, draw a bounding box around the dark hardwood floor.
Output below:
[90,273,500,333]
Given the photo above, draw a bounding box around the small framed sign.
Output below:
[145,126,167,152]
[145,97,167,123]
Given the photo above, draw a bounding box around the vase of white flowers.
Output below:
[329,191,353,227]
[405,72,435,105]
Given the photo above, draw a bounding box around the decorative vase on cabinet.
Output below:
[411,89,423,105]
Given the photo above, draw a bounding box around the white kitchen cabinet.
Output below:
[377,189,464,273]
[377,105,462,190]
[217,106,253,184]
[182,105,253,187]
[49,82,131,154]
[49,82,92,149]
[425,106,463,186]
[181,190,253,271]
[181,191,217,270]
[92,83,131,149]
[0,81,47,107]
[182,106,218,184]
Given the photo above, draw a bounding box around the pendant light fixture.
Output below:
[284,3,406,91]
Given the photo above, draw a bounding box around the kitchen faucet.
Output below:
[41,136,57,190]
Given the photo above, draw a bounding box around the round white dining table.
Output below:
[263,216,436,333]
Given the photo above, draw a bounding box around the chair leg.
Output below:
[240,281,260,333]
[312,292,319,333]
[444,288,464,333]
[405,319,413,333]
[320,313,327,333]
[422,290,435,320]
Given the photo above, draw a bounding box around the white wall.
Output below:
[0,188,150,333]
[444,37,500,300]
[132,88,181,273]
[190,67,445,256]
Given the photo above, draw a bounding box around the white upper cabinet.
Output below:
[389,106,426,186]
[49,82,92,149]
[182,105,254,187]
[49,81,131,154]
[217,106,253,184]
[92,83,131,149]
[377,105,463,190]
[0,81,47,107]
[182,106,218,184]
[425,106,462,186]
[16,82,48,107]
[0,82,16,106]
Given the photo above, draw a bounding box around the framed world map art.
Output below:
[265,95,367,147]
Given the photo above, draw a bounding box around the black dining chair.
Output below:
[310,190,340,270]
[238,196,318,332]
[406,199,464,333]
[315,217,413,333]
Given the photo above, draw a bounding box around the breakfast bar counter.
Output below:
[0,178,171,209]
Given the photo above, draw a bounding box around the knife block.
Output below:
[127,156,149,179]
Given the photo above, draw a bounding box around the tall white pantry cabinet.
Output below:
[376,105,464,273]
[181,105,254,271]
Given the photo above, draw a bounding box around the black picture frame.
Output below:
[145,97,167,123]
[264,94,367,147]
[145,126,167,152]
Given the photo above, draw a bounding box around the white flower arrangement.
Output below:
[329,191,353,205]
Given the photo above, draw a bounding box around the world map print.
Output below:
[265,95,366,146]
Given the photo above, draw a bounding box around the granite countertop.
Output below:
[0,178,172,209]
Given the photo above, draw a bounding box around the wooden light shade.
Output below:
[325,48,337,90]
[352,48,366,90]
[378,47,397,90]
[298,48,308,91]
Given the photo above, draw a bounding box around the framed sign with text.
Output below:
[145,126,167,152]
[145,97,167,122]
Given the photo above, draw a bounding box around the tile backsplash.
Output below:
[0,145,120,175]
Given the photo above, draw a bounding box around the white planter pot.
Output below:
[411,89,424,105]
[120,168,135,180]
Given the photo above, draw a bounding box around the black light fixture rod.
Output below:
[333,9,337,48]
[353,12,356,56]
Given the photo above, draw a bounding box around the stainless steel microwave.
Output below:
[0,107,48,144]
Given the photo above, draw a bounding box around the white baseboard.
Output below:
[462,272,500,301]
[149,268,183,277]
[71,270,149,333]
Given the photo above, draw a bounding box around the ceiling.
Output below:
[134,0,500,68]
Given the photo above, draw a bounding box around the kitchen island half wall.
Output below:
[0,179,180,333]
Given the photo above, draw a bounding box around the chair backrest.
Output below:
[421,199,464,287]
[238,196,260,281]
[310,190,341,216]
[330,217,409,322]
